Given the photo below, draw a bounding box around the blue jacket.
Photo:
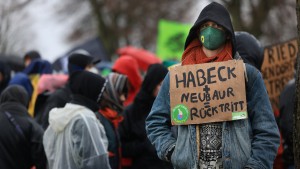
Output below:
[146,61,280,169]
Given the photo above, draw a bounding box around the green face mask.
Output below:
[199,26,226,50]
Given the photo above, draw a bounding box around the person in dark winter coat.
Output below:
[0,60,11,95]
[96,72,129,169]
[235,31,264,71]
[146,2,280,169]
[119,63,172,169]
[279,77,296,169]
[0,85,47,169]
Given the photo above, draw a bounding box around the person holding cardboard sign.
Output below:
[145,2,280,169]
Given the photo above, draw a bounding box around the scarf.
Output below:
[181,39,233,65]
[102,72,128,113]
[99,108,124,129]
[181,39,233,159]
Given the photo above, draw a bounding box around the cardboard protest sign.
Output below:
[261,38,298,112]
[169,60,247,125]
[156,19,191,61]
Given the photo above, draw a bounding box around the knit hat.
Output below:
[68,49,101,74]
[69,71,107,103]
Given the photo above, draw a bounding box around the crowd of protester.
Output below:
[0,2,295,169]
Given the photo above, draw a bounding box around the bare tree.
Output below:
[0,0,34,55]
[219,0,297,46]
[294,0,300,168]
[55,0,196,59]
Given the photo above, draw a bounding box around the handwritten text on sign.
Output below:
[169,60,247,125]
[261,38,298,112]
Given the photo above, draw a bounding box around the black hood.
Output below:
[184,2,236,55]
[141,63,168,95]
[235,31,264,71]
[69,71,106,111]
[0,85,29,107]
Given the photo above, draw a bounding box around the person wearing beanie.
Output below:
[43,71,111,169]
[119,64,172,169]
[146,2,279,169]
[68,49,101,74]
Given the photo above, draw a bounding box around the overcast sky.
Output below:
[29,0,209,63]
[30,0,72,62]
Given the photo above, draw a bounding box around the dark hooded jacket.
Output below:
[119,64,171,169]
[0,85,47,169]
[184,2,236,55]
[235,31,264,71]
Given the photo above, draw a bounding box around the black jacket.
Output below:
[119,64,172,169]
[0,85,47,169]
[279,78,295,167]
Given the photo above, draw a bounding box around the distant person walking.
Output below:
[119,63,172,169]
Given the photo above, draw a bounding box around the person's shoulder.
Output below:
[71,115,91,132]
[281,78,296,94]
[244,62,261,78]
[49,85,71,97]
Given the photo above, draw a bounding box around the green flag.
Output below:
[156,19,191,61]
